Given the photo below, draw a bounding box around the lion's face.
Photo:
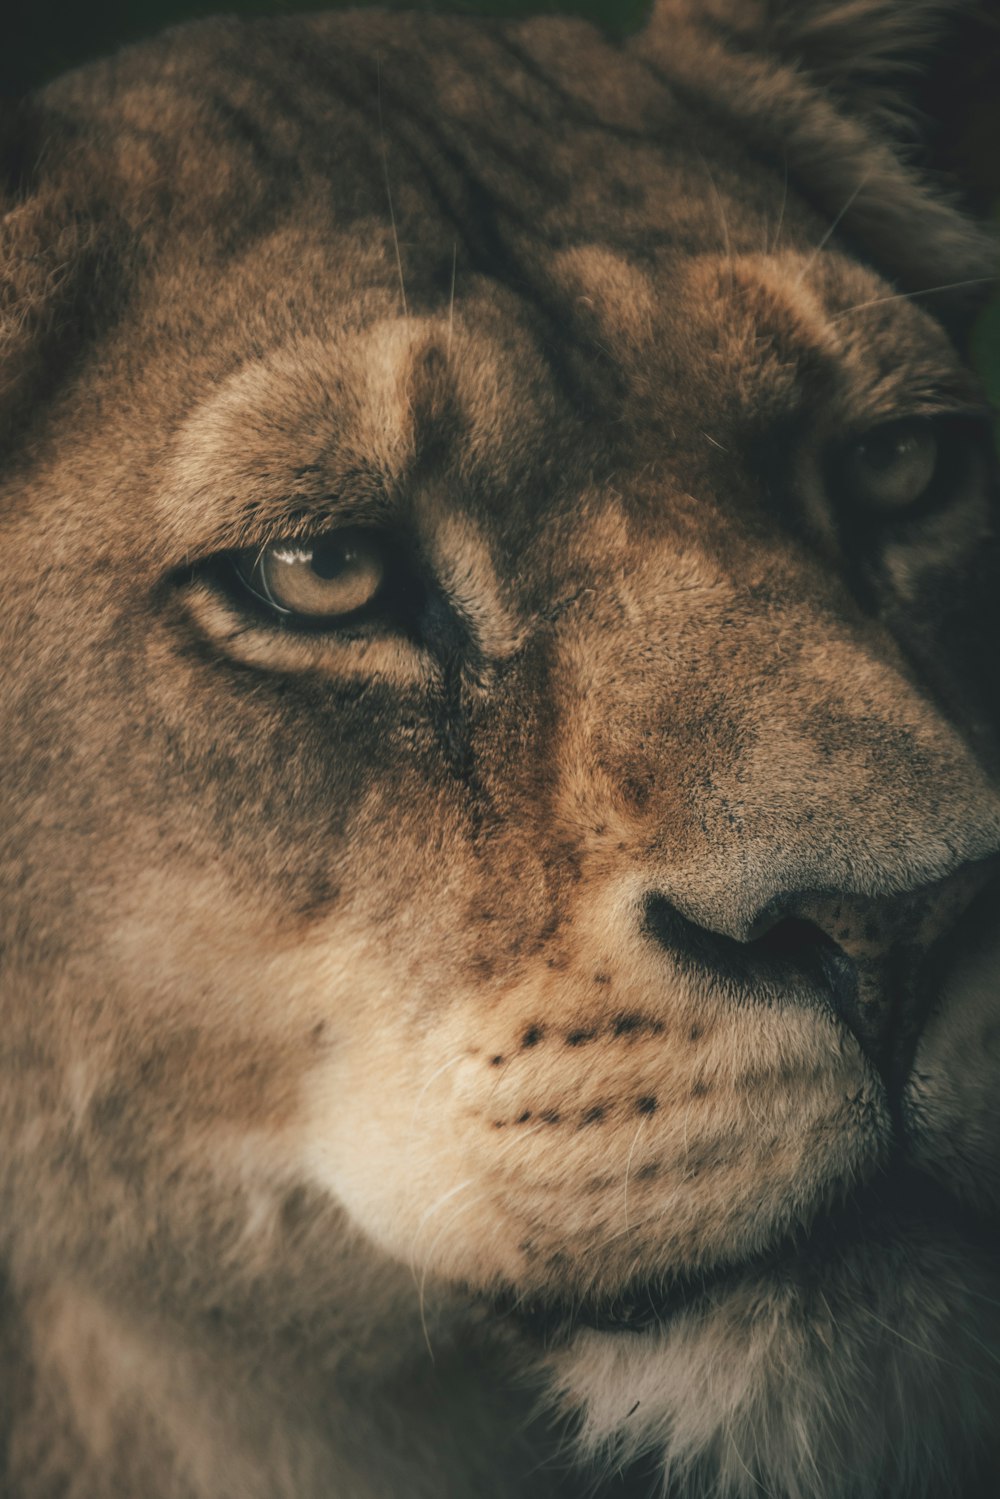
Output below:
[2,4,999,1496]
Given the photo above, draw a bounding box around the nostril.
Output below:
[642,894,859,1019]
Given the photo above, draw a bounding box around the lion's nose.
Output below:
[642,864,996,1075]
[642,890,863,1041]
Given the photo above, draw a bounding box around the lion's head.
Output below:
[1,3,999,1496]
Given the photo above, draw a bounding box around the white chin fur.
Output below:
[544,1235,1000,1499]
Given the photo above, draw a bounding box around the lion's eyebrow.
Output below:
[163,462,404,565]
[157,325,482,564]
[226,467,400,549]
[158,379,418,565]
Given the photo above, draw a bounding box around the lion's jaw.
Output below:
[520,884,1000,1499]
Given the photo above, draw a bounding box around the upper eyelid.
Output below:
[829,409,993,465]
[856,394,991,426]
[229,520,391,576]
[188,486,402,563]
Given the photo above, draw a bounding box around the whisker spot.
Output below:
[566,1028,597,1047]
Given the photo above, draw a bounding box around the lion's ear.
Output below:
[642,2,1000,159]
[634,0,997,306]
[757,1,1000,206]
[642,1,969,131]
[751,0,959,131]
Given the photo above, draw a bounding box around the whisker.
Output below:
[493,1119,550,1159]
[408,1052,465,1135]
[447,239,458,358]
[954,1320,1000,1371]
[416,1193,484,1362]
[729,1431,773,1496]
[408,1177,478,1361]
[695,147,734,295]
[794,168,873,285]
[377,56,408,318]
[860,1306,999,1381]
[957,1284,1000,1311]
[767,158,788,256]
[832,276,995,320]
[413,1176,476,1238]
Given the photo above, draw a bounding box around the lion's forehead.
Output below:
[41,15,959,502]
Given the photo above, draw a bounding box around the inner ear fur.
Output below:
[634,0,997,317]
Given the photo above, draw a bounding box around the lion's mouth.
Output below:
[488,1190,866,1341]
[486,1170,997,1343]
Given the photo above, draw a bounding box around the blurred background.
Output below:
[4,0,999,398]
[5,0,648,95]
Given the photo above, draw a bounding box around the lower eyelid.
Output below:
[175,577,437,686]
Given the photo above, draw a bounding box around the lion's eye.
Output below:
[843,420,939,516]
[239,529,386,621]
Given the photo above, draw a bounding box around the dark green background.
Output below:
[6,0,647,95]
[6,0,999,398]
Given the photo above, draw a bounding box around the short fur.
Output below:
[1,3,999,1496]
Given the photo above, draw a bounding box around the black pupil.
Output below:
[310,539,353,580]
[864,434,907,470]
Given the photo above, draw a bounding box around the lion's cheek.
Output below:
[297,989,886,1296]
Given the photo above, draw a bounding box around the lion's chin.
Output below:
[526,1178,1000,1499]
[488,1181,867,1344]
[487,1166,998,1345]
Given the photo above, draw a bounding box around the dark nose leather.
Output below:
[642,860,997,1077]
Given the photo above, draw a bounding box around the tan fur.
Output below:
[1,4,998,1496]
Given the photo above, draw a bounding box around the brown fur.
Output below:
[1,3,999,1496]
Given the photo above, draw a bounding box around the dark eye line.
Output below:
[845,408,988,445]
[198,523,444,647]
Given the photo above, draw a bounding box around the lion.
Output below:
[1,1,999,1494]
